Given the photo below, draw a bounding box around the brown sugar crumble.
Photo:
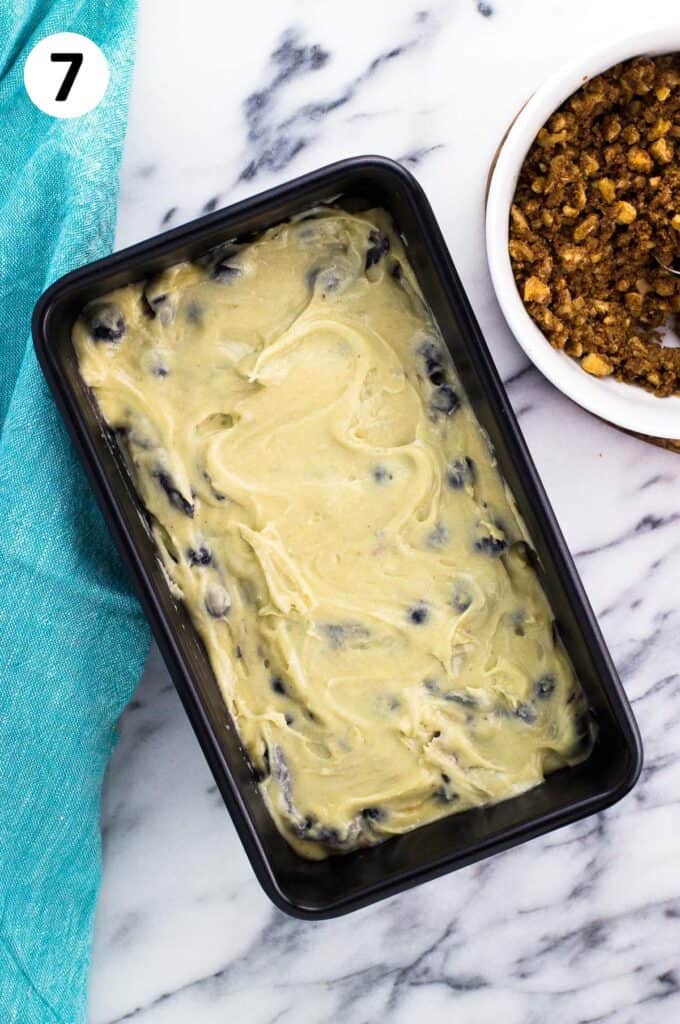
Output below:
[510,55,680,396]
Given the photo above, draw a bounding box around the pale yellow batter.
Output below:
[74,208,592,858]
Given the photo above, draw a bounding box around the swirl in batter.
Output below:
[74,208,592,858]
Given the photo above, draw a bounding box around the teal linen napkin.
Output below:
[0,4,150,1022]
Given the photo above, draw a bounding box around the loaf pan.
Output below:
[32,156,643,919]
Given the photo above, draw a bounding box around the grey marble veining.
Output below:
[89,1,680,1020]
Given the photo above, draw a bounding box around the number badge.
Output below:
[24,33,109,118]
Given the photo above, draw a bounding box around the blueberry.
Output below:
[271,746,293,810]
[474,524,507,557]
[294,816,346,848]
[323,622,370,649]
[361,806,385,821]
[309,265,351,296]
[316,825,343,847]
[199,242,241,282]
[293,815,317,837]
[213,262,240,283]
[202,472,227,502]
[572,712,593,755]
[534,674,557,699]
[511,540,539,568]
[151,364,169,377]
[284,712,294,725]
[372,464,393,483]
[418,340,447,386]
[446,457,476,490]
[188,545,212,566]
[235,645,243,659]
[451,581,473,613]
[516,703,537,724]
[186,301,203,324]
[408,601,429,625]
[445,692,478,708]
[390,260,403,281]
[428,523,449,547]
[86,302,125,343]
[431,384,460,416]
[325,624,345,649]
[434,785,459,803]
[306,265,323,289]
[142,279,176,324]
[153,470,195,517]
[365,228,390,270]
[512,610,526,636]
[205,584,231,618]
[271,676,286,694]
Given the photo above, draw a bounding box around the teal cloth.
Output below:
[0,4,149,1022]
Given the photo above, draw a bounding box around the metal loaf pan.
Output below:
[32,157,643,919]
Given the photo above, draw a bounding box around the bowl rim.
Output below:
[486,26,680,439]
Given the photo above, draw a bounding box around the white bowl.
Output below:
[486,27,680,439]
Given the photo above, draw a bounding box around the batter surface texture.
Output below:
[75,208,591,857]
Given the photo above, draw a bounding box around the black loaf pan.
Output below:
[32,156,643,919]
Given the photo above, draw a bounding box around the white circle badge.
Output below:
[24,33,109,118]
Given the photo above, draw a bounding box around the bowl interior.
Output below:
[486,28,680,439]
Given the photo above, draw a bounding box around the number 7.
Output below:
[50,52,84,101]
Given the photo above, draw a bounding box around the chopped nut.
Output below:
[581,153,600,176]
[510,204,529,233]
[565,339,583,357]
[509,239,534,261]
[559,244,586,267]
[573,213,599,241]
[538,129,568,148]
[650,137,674,164]
[648,118,672,141]
[625,291,643,315]
[656,278,675,297]
[627,146,653,172]
[596,177,617,202]
[604,117,622,142]
[615,201,637,224]
[510,54,680,397]
[523,276,551,304]
[581,353,613,377]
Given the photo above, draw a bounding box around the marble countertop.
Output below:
[89,1,680,1021]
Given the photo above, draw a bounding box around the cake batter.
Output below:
[74,208,592,857]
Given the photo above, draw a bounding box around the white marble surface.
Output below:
[89,1,680,1021]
